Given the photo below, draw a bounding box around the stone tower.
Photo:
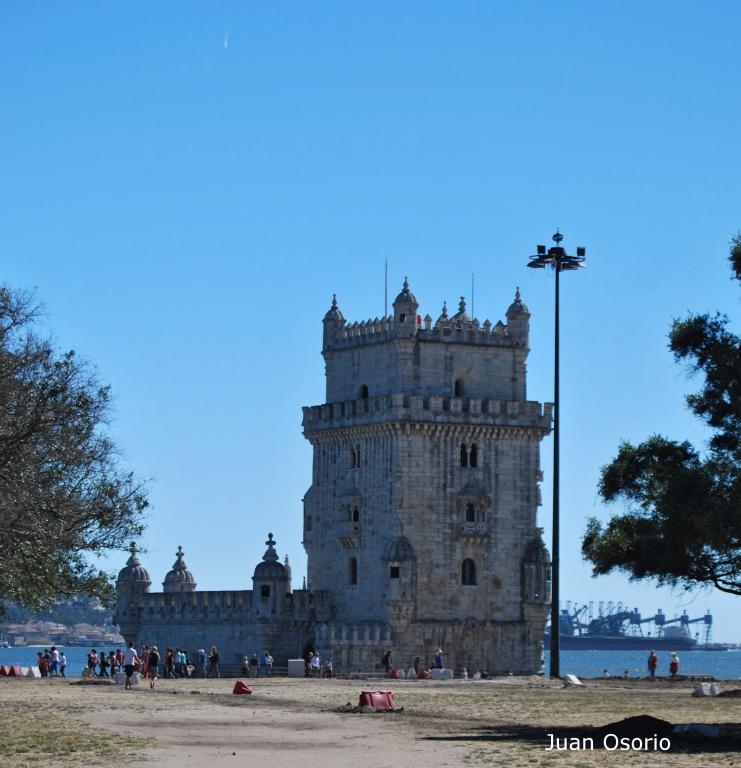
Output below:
[302,280,552,673]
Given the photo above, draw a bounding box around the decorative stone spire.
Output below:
[263,532,279,563]
[435,300,448,327]
[507,287,529,314]
[323,294,344,321]
[172,546,187,570]
[451,296,471,322]
[163,545,196,592]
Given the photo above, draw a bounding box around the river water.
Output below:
[542,649,741,679]
[3,646,741,679]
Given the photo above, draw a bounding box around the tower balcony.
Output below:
[303,394,552,435]
[456,521,489,539]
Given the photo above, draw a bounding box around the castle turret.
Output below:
[114,542,151,645]
[521,530,551,605]
[163,546,197,593]
[506,287,530,345]
[521,528,552,671]
[392,277,419,337]
[322,294,345,350]
[252,533,290,616]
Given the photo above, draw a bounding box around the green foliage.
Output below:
[582,237,741,594]
[0,286,148,610]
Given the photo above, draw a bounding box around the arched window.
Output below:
[260,585,270,598]
[359,384,369,399]
[459,444,468,468]
[462,558,477,586]
[349,557,358,585]
[469,443,478,468]
[465,502,476,522]
[351,506,360,523]
[454,378,464,396]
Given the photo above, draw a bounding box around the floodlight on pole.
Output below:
[527,230,586,679]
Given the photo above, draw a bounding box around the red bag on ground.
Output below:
[359,691,395,710]
[232,681,252,695]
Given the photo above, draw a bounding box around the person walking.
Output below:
[208,646,220,678]
[647,650,658,679]
[196,648,207,678]
[382,650,392,674]
[147,645,160,690]
[123,642,139,690]
[59,651,67,678]
[99,650,109,678]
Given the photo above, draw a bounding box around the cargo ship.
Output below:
[543,603,714,651]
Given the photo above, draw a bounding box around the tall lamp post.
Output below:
[528,230,586,678]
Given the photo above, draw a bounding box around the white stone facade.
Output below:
[303,281,552,674]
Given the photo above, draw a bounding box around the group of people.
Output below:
[305,649,333,677]
[241,651,274,677]
[647,650,680,678]
[61,643,222,689]
[85,648,127,678]
[115,642,221,689]
[36,647,67,677]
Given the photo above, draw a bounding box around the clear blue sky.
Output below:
[2,2,740,640]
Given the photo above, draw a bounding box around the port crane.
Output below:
[555,602,713,643]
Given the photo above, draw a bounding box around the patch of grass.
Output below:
[0,701,151,768]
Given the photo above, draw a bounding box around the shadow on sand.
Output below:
[422,715,741,754]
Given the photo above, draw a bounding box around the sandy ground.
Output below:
[2,673,741,767]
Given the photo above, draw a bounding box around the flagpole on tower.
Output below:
[385,258,388,318]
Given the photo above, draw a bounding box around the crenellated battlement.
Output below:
[325,314,520,350]
[323,284,530,352]
[303,394,552,434]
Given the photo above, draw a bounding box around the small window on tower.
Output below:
[462,558,477,586]
[389,565,400,579]
[454,378,464,396]
[359,384,369,398]
[261,585,270,598]
[460,444,468,468]
[352,506,360,523]
[399,313,407,323]
[466,502,476,522]
[470,443,478,468]
[349,557,358,585]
